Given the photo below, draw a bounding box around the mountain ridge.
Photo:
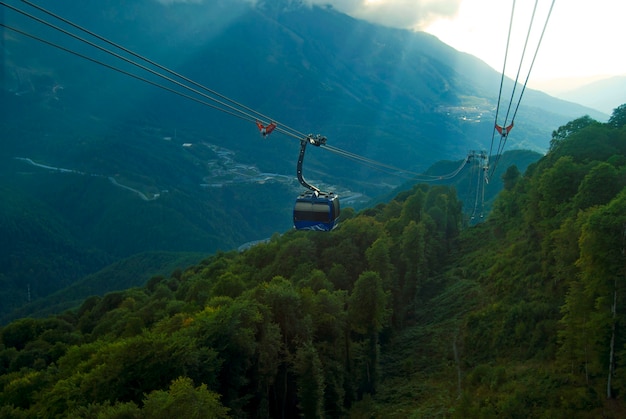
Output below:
[0,0,606,320]
[557,75,626,115]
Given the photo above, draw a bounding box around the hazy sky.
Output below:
[305,0,626,92]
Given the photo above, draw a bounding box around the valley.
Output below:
[0,0,601,330]
[13,139,370,207]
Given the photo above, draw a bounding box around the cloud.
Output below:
[150,0,460,30]
[303,0,462,30]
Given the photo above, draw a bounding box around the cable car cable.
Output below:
[509,0,555,125]
[500,0,539,133]
[4,13,453,182]
[2,2,278,130]
[322,144,470,181]
[488,0,555,180]
[492,0,539,174]
[17,0,310,141]
[0,22,255,124]
[488,0,516,166]
[3,1,474,185]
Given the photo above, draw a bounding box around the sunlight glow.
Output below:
[306,0,626,86]
[424,0,626,85]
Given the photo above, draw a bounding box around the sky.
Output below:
[305,0,626,94]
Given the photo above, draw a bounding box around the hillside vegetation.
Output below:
[1,0,596,322]
[1,105,626,417]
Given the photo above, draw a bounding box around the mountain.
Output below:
[555,75,626,115]
[1,111,626,417]
[0,251,206,325]
[2,0,604,168]
[0,0,607,319]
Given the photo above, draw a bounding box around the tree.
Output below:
[142,377,229,419]
[251,277,310,418]
[0,370,47,410]
[293,342,325,419]
[549,115,599,151]
[211,272,246,299]
[549,215,582,288]
[573,162,621,210]
[608,103,626,129]
[562,191,626,399]
[64,329,219,407]
[558,276,596,385]
[502,165,521,191]
[306,289,348,415]
[397,220,427,321]
[297,269,334,292]
[1,318,41,350]
[365,236,393,288]
[348,271,389,395]
[398,187,426,229]
[349,272,388,337]
[194,297,265,416]
[273,237,317,279]
[536,156,583,221]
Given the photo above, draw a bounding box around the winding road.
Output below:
[14,157,159,201]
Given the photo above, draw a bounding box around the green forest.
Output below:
[1,105,626,417]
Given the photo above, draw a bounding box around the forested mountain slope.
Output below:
[1,106,625,417]
[0,148,542,326]
[431,105,626,417]
[2,106,626,417]
[0,179,465,417]
[1,0,603,322]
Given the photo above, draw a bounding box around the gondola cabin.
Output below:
[293,191,340,231]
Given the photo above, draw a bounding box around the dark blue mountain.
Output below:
[2,0,603,173]
[0,0,604,319]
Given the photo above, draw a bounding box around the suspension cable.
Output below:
[18,0,310,140]
[0,22,254,124]
[488,0,517,165]
[3,1,475,184]
[2,2,278,128]
[500,0,539,130]
[488,0,555,181]
[322,144,470,181]
[489,0,539,179]
[510,0,556,124]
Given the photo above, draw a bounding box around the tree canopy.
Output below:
[2,104,626,417]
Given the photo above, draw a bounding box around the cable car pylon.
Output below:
[467,150,488,222]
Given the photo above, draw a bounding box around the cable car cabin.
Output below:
[293,191,340,231]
